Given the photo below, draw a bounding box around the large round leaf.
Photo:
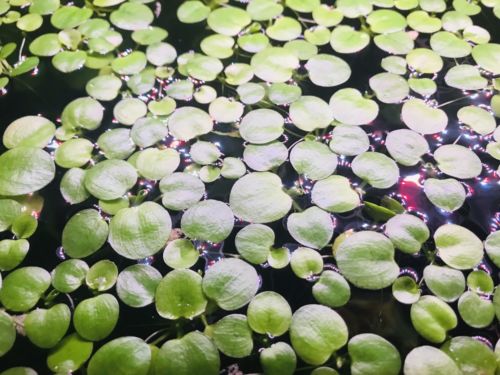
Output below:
[290,304,348,365]
[116,264,162,308]
[410,295,457,343]
[287,207,333,249]
[311,175,360,213]
[202,258,259,311]
[403,346,461,375]
[87,337,151,375]
[0,148,55,196]
[423,265,465,302]
[434,144,482,179]
[73,293,119,341]
[247,291,292,337]
[0,267,51,312]
[155,269,207,319]
[229,172,292,223]
[181,200,234,243]
[235,224,274,264]
[62,209,108,258]
[335,231,399,289]
[211,314,253,358]
[351,152,399,189]
[348,334,401,375]
[154,331,219,375]
[385,214,429,254]
[25,304,70,349]
[47,333,93,373]
[434,224,483,269]
[84,160,137,200]
[108,202,171,259]
[3,116,55,149]
[260,342,296,375]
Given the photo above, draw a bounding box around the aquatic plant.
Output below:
[0,0,500,373]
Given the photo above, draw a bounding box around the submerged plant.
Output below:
[0,0,500,373]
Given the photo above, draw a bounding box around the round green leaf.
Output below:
[290,304,348,365]
[84,159,137,200]
[25,303,70,348]
[0,266,51,312]
[410,295,457,343]
[312,270,351,308]
[289,95,334,132]
[385,129,429,166]
[163,239,199,269]
[85,260,118,291]
[441,336,496,375]
[457,291,495,328]
[116,264,162,308]
[288,207,333,249]
[403,346,461,375]
[434,144,482,179]
[47,333,93,373]
[260,342,296,375]
[0,310,15,357]
[159,172,205,211]
[168,106,213,141]
[74,293,119,341]
[3,116,55,149]
[423,264,465,302]
[87,337,151,375]
[239,109,284,144]
[155,269,207,320]
[336,231,399,289]
[202,258,259,311]
[109,202,171,259]
[181,200,233,243]
[401,99,448,134]
[348,333,401,375]
[62,209,108,258]
[305,54,351,87]
[385,214,429,254]
[51,259,89,293]
[352,152,399,189]
[247,291,292,336]
[423,178,466,212]
[434,224,483,269]
[0,148,55,196]
[211,314,253,358]
[235,224,274,264]
[230,172,292,223]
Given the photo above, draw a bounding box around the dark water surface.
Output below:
[1,1,499,373]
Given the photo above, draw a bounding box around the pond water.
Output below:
[1,0,499,373]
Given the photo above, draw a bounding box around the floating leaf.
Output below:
[177,1,210,23]
[0,267,50,312]
[51,259,89,293]
[290,247,324,279]
[352,152,399,189]
[441,336,496,375]
[159,172,205,210]
[385,214,429,254]
[3,116,55,149]
[0,310,15,357]
[457,105,496,135]
[403,346,461,375]
[0,239,29,271]
[181,200,234,243]
[444,64,488,90]
[434,144,482,179]
[117,264,162,308]
[211,314,253,358]
[290,140,337,180]
[235,224,274,264]
[369,73,409,103]
[367,9,407,33]
[290,304,348,365]
[329,88,378,125]
[85,260,118,291]
[385,129,429,166]
[423,178,466,212]
[434,224,483,269]
[61,97,104,131]
[330,26,369,54]
[168,106,213,141]
[288,207,333,249]
[305,54,351,87]
[25,304,70,349]
[207,6,251,36]
[311,175,360,213]
[0,148,55,196]
[202,258,259,311]
[406,48,443,73]
[260,342,297,375]
[247,291,292,336]
[472,43,500,74]
[87,337,151,375]
[410,295,457,343]
[335,231,399,289]
[392,276,421,304]
[155,269,207,319]
[74,293,119,341]
[110,2,153,30]
[312,270,351,308]
[163,239,199,270]
[348,334,401,375]
[289,96,335,133]
[61,209,107,259]
[401,99,447,134]
[154,331,219,375]
[239,109,284,144]
[458,291,495,328]
[243,141,288,171]
[329,125,369,156]
[485,231,500,268]
[423,264,465,302]
[230,172,292,223]
[109,202,171,259]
